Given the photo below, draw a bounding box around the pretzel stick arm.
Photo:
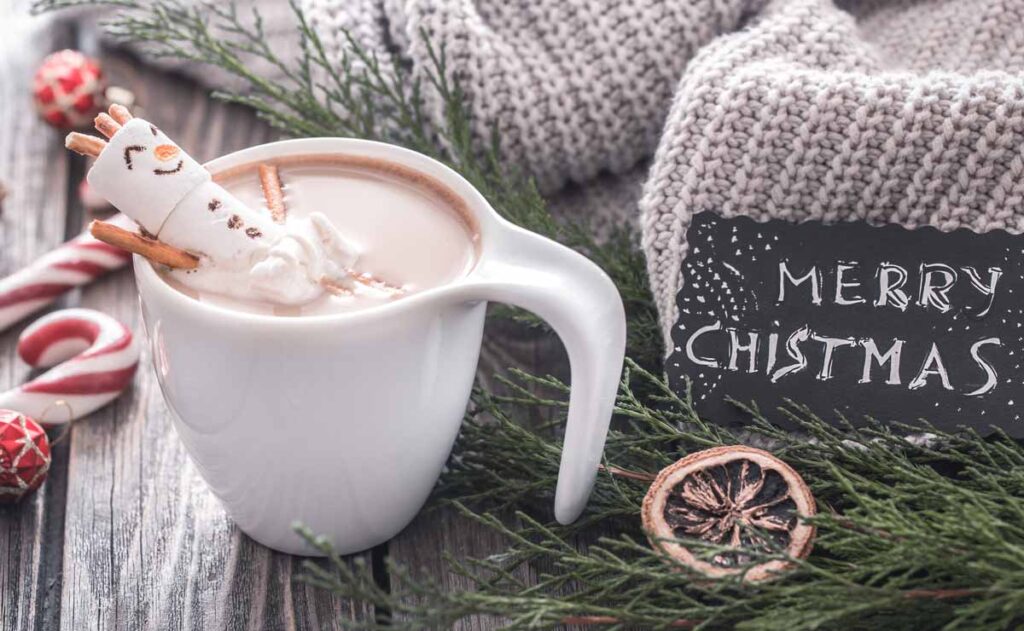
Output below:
[65,133,106,158]
[94,113,122,139]
[108,104,133,125]
[89,221,200,270]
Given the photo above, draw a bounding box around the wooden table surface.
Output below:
[0,8,569,631]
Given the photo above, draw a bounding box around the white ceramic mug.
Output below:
[134,138,626,555]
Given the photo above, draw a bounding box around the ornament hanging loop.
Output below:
[43,400,75,447]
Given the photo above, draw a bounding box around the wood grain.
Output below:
[53,51,373,631]
[0,8,585,630]
[0,13,76,631]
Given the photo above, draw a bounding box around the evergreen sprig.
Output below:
[360,363,1024,630]
[34,1,1024,628]
[35,0,660,367]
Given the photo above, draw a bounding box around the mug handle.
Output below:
[463,222,626,524]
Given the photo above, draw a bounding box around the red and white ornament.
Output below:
[0,309,140,427]
[33,49,106,130]
[0,410,51,503]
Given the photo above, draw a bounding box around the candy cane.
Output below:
[0,309,140,426]
[0,214,134,333]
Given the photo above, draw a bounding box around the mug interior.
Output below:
[135,137,502,326]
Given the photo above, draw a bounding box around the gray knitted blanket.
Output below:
[115,0,1024,350]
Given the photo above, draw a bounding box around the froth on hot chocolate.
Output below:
[160,154,480,316]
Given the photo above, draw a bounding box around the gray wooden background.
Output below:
[0,7,574,631]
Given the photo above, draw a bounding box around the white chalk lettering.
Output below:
[834,263,865,305]
[875,263,910,311]
[685,321,722,368]
[908,343,953,391]
[777,262,821,305]
[728,329,759,373]
[765,332,780,376]
[966,337,1001,396]
[960,266,1003,318]
[811,334,857,381]
[771,326,810,382]
[859,338,904,385]
[917,263,958,313]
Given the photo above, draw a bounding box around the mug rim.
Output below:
[134,137,501,327]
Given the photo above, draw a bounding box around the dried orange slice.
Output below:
[641,445,815,582]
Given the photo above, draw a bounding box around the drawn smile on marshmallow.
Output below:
[153,159,184,175]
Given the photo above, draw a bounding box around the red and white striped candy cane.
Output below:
[0,214,134,333]
[0,309,140,426]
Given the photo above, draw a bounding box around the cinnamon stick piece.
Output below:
[258,164,287,223]
[94,113,122,139]
[108,103,133,125]
[89,221,200,270]
[65,132,106,158]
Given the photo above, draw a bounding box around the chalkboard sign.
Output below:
[667,212,1024,435]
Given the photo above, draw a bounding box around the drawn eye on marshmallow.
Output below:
[87,117,215,236]
[122,142,184,175]
[123,145,145,170]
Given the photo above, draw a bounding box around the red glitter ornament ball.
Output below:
[0,410,51,503]
[33,49,106,130]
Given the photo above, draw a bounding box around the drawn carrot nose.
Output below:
[154,144,180,162]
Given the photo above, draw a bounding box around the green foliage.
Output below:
[294,362,1024,629]
[35,0,661,367]
[35,1,1024,628]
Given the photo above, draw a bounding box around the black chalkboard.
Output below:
[666,212,1024,435]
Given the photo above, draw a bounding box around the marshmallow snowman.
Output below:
[86,118,359,304]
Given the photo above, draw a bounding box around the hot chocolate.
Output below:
[159,155,480,316]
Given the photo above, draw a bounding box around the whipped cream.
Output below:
[86,118,359,304]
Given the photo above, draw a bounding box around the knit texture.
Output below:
[301,0,759,192]
[100,0,1024,352]
[641,0,1024,347]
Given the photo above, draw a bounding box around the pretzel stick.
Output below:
[89,221,199,270]
[254,164,402,295]
[94,113,122,139]
[258,164,287,223]
[65,132,106,158]
[319,277,351,296]
[108,103,133,125]
[351,270,404,296]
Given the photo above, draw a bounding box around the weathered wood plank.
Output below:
[0,10,76,631]
[0,11,595,628]
[57,51,372,630]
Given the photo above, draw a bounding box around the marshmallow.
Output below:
[249,212,362,303]
[87,118,208,234]
[85,117,363,306]
[164,213,362,305]
[158,181,283,266]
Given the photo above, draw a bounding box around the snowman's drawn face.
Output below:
[122,124,184,175]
